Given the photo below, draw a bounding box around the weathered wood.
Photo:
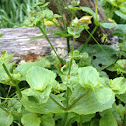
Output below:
[46,0,113,42]
[0,26,81,61]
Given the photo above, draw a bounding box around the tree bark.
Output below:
[46,0,113,43]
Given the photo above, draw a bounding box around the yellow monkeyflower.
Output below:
[78,16,93,24]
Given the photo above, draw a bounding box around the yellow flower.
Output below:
[78,16,92,24]
[44,19,59,26]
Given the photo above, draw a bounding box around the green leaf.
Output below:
[21,113,41,126]
[80,7,98,23]
[78,66,100,89]
[67,27,75,35]
[0,108,13,126]
[100,23,126,29]
[28,35,44,42]
[51,30,72,37]
[41,114,55,126]
[0,51,14,66]
[65,5,81,12]
[99,109,118,126]
[90,119,99,126]
[115,59,126,73]
[16,57,51,80]
[68,84,115,115]
[78,45,117,71]
[94,86,113,104]
[109,77,126,94]
[117,94,126,103]
[115,10,126,20]
[0,62,16,86]
[21,93,65,114]
[26,66,56,91]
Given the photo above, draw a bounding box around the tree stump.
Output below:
[46,0,113,42]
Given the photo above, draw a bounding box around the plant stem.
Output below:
[38,26,63,63]
[68,37,75,76]
[62,86,69,126]
[79,25,98,52]
[0,104,10,113]
[2,63,15,86]
[49,95,66,110]
[80,115,82,126]
[56,0,66,30]
[101,7,117,23]
[68,90,89,110]
[2,64,22,99]
[85,29,114,64]
[67,37,70,53]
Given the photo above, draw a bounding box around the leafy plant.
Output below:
[1,0,126,126]
[0,0,42,28]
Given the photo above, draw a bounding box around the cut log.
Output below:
[0,26,81,61]
[46,0,113,42]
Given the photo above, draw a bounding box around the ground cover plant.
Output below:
[0,0,126,125]
[0,0,41,28]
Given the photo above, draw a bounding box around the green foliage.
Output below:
[1,0,126,125]
[0,0,43,28]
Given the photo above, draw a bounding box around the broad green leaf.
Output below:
[100,23,126,29]
[109,77,126,94]
[99,110,118,126]
[100,23,117,29]
[21,93,65,114]
[78,66,100,89]
[78,45,117,71]
[26,66,56,91]
[22,87,52,103]
[0,108,13,126]
[115,59,126,73]
[115,10,126,20]
[68,84,115,115]
[16,57,51,80]
[41,114,55,126]
[21,113,41,126]
[94,86,113,104]
[117,94,126,103]
[116,104,125,118]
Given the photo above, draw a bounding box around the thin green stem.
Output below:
[2,64,22,99]
[62,86,70,126]
[101,7,117,23]
[38,26,63,63]
[0,104,10,113]
[2,63,15,86]
[79,25,98,52]
[68,37,76,76]
[56,0,66,30]
[86,29,114,64]
[68,90,89,110]
[15,83,22,99]
[51,20,63,31]
[67,37,70,53]
[49,95,66,111]
[80,115,82,126]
